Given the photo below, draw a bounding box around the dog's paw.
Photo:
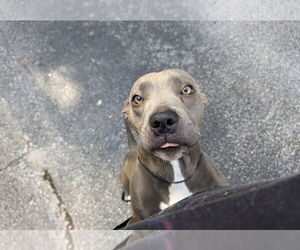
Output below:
[121,192,131,202]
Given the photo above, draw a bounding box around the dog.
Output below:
[120,69,228,225]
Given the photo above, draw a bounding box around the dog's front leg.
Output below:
[127,215,142,225]
[129,178,162,222]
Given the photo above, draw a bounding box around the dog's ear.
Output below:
[199,92,207,104]
[122,98,137,148]
[122,98,137,131]
[122,98,130,120]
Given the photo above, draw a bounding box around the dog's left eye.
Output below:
[132,95,144,105]
[181,85,194,95]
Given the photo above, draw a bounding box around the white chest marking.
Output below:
[159,160,193,210]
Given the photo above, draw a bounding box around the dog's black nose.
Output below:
[149,110,179,136]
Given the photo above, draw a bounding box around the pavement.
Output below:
[0,0,299,20]
[0,21,299,235]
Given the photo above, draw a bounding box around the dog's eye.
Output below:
[132,95,144,105]
[181,85,194,95]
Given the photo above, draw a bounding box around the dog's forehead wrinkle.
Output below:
[168,75,192,85]
[130,82,149,96]
[135,81,153,93]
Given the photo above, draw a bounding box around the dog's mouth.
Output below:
[158,143,181,155]
[152,143,188,161]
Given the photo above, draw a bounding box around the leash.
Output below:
[138,156,199,184]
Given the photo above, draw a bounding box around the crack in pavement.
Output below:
[0,151,29,172]
[1,139,76,249]
[43,169,75,250]
[0,132,33,172]
[1,26,76,249]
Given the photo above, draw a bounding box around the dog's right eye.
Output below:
[132,95,144,105]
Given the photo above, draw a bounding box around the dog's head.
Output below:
[123,69,207,161]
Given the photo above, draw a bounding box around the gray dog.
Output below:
[120,69,228,225]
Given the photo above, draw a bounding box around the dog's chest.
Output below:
[159,160,193,210]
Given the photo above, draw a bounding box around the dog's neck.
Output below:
[137,143,202,181]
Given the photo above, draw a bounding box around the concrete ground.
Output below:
[0,21,299,235]
[0,0,299,20]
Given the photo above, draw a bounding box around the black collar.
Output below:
[138,157,198,184]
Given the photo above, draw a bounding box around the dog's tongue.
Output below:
[160,143,179,149]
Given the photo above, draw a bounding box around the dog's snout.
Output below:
[149,110,179,136]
